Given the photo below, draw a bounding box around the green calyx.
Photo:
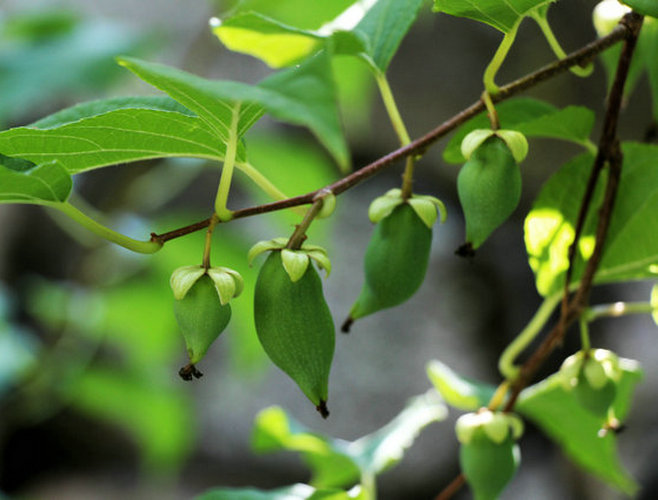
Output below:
[248,238,331,282]
[457,135,523,251]
[344,199,439,331]
[560,349,622,417]
[461,129,529,164]
[170,266,243,377]
[253,251,335,418]
[456,409,523,500]
[368,188,447,228]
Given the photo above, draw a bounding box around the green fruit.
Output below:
[457,136,521,251]
[254,251,335,418]
[460,433,520,500]
[344,202,432,330]
[174,274,231,378]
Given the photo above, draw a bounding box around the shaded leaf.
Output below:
[432,0,556,33]
[426,359,497,411]
[0,107,225,175]
[0,155,71,204]
[517,359,642,494]
[525,143,658,296]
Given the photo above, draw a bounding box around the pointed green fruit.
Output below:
[560,349,621,418]
[344,196,442,331]
[456,410,523,500]
[457,135,523,252]
[253,251,335,418]
[170,266,242,379]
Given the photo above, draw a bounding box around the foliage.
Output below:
[1,0,657,498]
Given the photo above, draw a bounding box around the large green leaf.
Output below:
[525,143,658,296]
[426,359,497,410]
[517,359,642,494]
[213,0,424,73]
[621,0,658,17]
[119,54,349,170]
[0,155,71,204]
[251,392,446,489]
[432,0,556,33]
[0,106,224,175]
[443,98,593,164]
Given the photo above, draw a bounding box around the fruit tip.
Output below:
[455,242,476,258]
[340,317,353,333]
[179,363,203,381]
[316,400,330,419]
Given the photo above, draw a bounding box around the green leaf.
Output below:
[432,0,556,33]
[0,107,224,175]
[443,98,559,164]
[117,56,265,141]
[513,106,595,147]
[426,359,497,410]
[525,143,658,296]
[642,18,658,120]
[353,0,425,71]
[197,484,351,500]
[621,0,658,17]
[251,392,446,489]
[651,283,658,326]
[119,54,349,170]
[0,155,72,204]
[516,359,642,494]
[346,391,448,475]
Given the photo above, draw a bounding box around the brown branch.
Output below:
[437,12,644,500]
[151,21,632,244]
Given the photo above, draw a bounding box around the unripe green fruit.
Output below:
[344,202,432,330]
[460,433,520,500]
[457,136,521,252]
[254,251,335,418]
[573,372,617,418]
[174,274,231,377]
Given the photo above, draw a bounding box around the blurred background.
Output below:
[1,0,657,499]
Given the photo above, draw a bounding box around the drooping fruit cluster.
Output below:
[457,129,528,255]
[343,189,446,332]
[250,238,335,418]
[170,265,243,380]
[455,409,524,500]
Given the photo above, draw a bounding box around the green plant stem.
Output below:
[51,202,162,254]
[532,10,594,78]
[483,22,520,95]
[481,90,500,130]
[236,162,306,216]
[375,71,415,199]
[498,292,562,380]
[361,471,377,500]
[214,102,241,221]
[584,301,657,321]
[202,214,219,269]
[579,317,591,351]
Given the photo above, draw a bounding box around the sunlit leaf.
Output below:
[650,283,658,326]
[432,0,556,33]
[517,359,642,494]
[0,155,71,204]
[426,359,496,410]
[525,143,658,296]
[197,483,352,500]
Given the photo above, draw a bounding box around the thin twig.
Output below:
[151,21,631,244]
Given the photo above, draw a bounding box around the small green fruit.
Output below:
[344,196,443,331]
[457,134,522,252]
[456,410,523,500]
[171,265,242,380]
[254,251,335,418]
